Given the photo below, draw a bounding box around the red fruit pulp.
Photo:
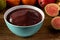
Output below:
[45,3,59,17]
[51,17,60,29]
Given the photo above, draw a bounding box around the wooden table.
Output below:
[0,9,60,40]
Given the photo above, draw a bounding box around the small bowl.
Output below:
[4,5,45,37]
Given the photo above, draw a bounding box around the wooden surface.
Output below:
[0,10,60,40]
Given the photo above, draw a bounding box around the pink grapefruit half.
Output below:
[51,16,60,30]
[45,3,59,17]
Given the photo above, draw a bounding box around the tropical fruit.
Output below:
[0,0,6,10]
[6,0,20,6]
[22,0,36,5]
[38,0,56,8]
[51,16,60,30]
[45,3,59,17]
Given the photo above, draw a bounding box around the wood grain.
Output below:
[0,10,60,40]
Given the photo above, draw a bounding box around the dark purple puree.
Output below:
[7,8,42,26]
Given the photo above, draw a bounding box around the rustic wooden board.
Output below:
[0,9,60,40]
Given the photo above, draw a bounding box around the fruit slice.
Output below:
[51,16,60,30]
[6,0,20,6]
[45,3,59,17]
[22,0,36,5]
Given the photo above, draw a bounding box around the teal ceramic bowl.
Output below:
[4,5,45,37]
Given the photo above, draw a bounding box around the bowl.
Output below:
[4,5,45,37]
